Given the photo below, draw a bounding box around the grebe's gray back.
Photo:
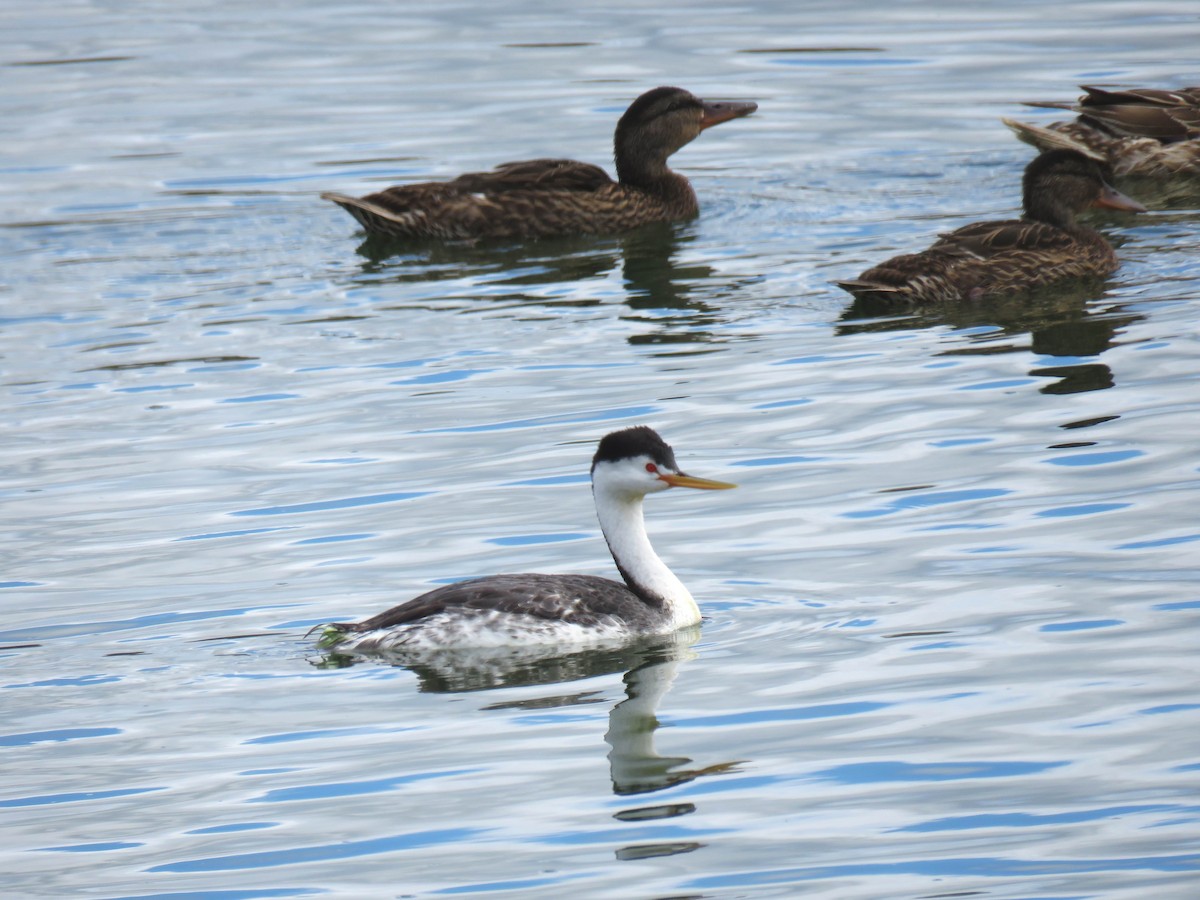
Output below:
[317,426,734,652]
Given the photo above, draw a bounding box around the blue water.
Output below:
[3,1,1199,897]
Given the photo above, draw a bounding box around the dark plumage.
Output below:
[838,149,1146,306]
[333,573,667,636]
[322,87,757,241]
[1004,85,1200,178]
[592,423,678,472]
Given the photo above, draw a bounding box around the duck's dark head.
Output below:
[1023,148,1146,226]
[614,86,756,186]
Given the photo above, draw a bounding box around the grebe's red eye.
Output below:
[645,462,658,473]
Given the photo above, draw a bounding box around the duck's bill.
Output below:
[660,472,738,490]
[1094,183,1147,213]
[699,100,758,130]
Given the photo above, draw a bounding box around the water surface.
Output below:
[3,1,1199,897]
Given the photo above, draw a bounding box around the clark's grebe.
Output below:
[317,426,734,652]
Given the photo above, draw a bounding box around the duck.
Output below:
[316,426,735,653]
[1003,85,1200,178]
[837,149,1146,307]
[321,87,757,241]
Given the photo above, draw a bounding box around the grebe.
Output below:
[321,86,757,240]
[838,149,1145,307]
[317,426,735,652]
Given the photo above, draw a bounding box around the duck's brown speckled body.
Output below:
[1004,85,1200,178]
[838,150,1145,307]
[322,87,756,241]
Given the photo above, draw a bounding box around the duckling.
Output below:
[322,87,756,240]
[838,149,1145,306]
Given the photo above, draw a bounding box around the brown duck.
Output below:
[838,149,1146,306]
[1004,85,1200,178]
[321,87,757,241]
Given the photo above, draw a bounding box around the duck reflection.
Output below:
[621,224,705,308]
[353,231,621,296]
[346,223,745,349]
[837,285,1143,395]
[315,630,738,854]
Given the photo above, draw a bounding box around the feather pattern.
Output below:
[327,574,664,651]
[322,87,756,240]
[1005,85,1200,178]
[316,426,735,653]
[838,149,1145,306]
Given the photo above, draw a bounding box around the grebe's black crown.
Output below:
[592,425,679,473]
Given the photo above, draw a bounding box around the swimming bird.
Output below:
[837,149,1145,307]
[317,426,735,652]
[321,86,757,240]
[1003,85,1200,178]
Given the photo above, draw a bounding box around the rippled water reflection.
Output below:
[4,0,1199,897]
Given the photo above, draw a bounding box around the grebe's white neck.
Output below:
[593,474,700,630]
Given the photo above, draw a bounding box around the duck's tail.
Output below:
[835,279,900,299]
[321,191,426,238]
[1001,118,1107,162]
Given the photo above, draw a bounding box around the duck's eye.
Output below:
[645,463,658,474]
